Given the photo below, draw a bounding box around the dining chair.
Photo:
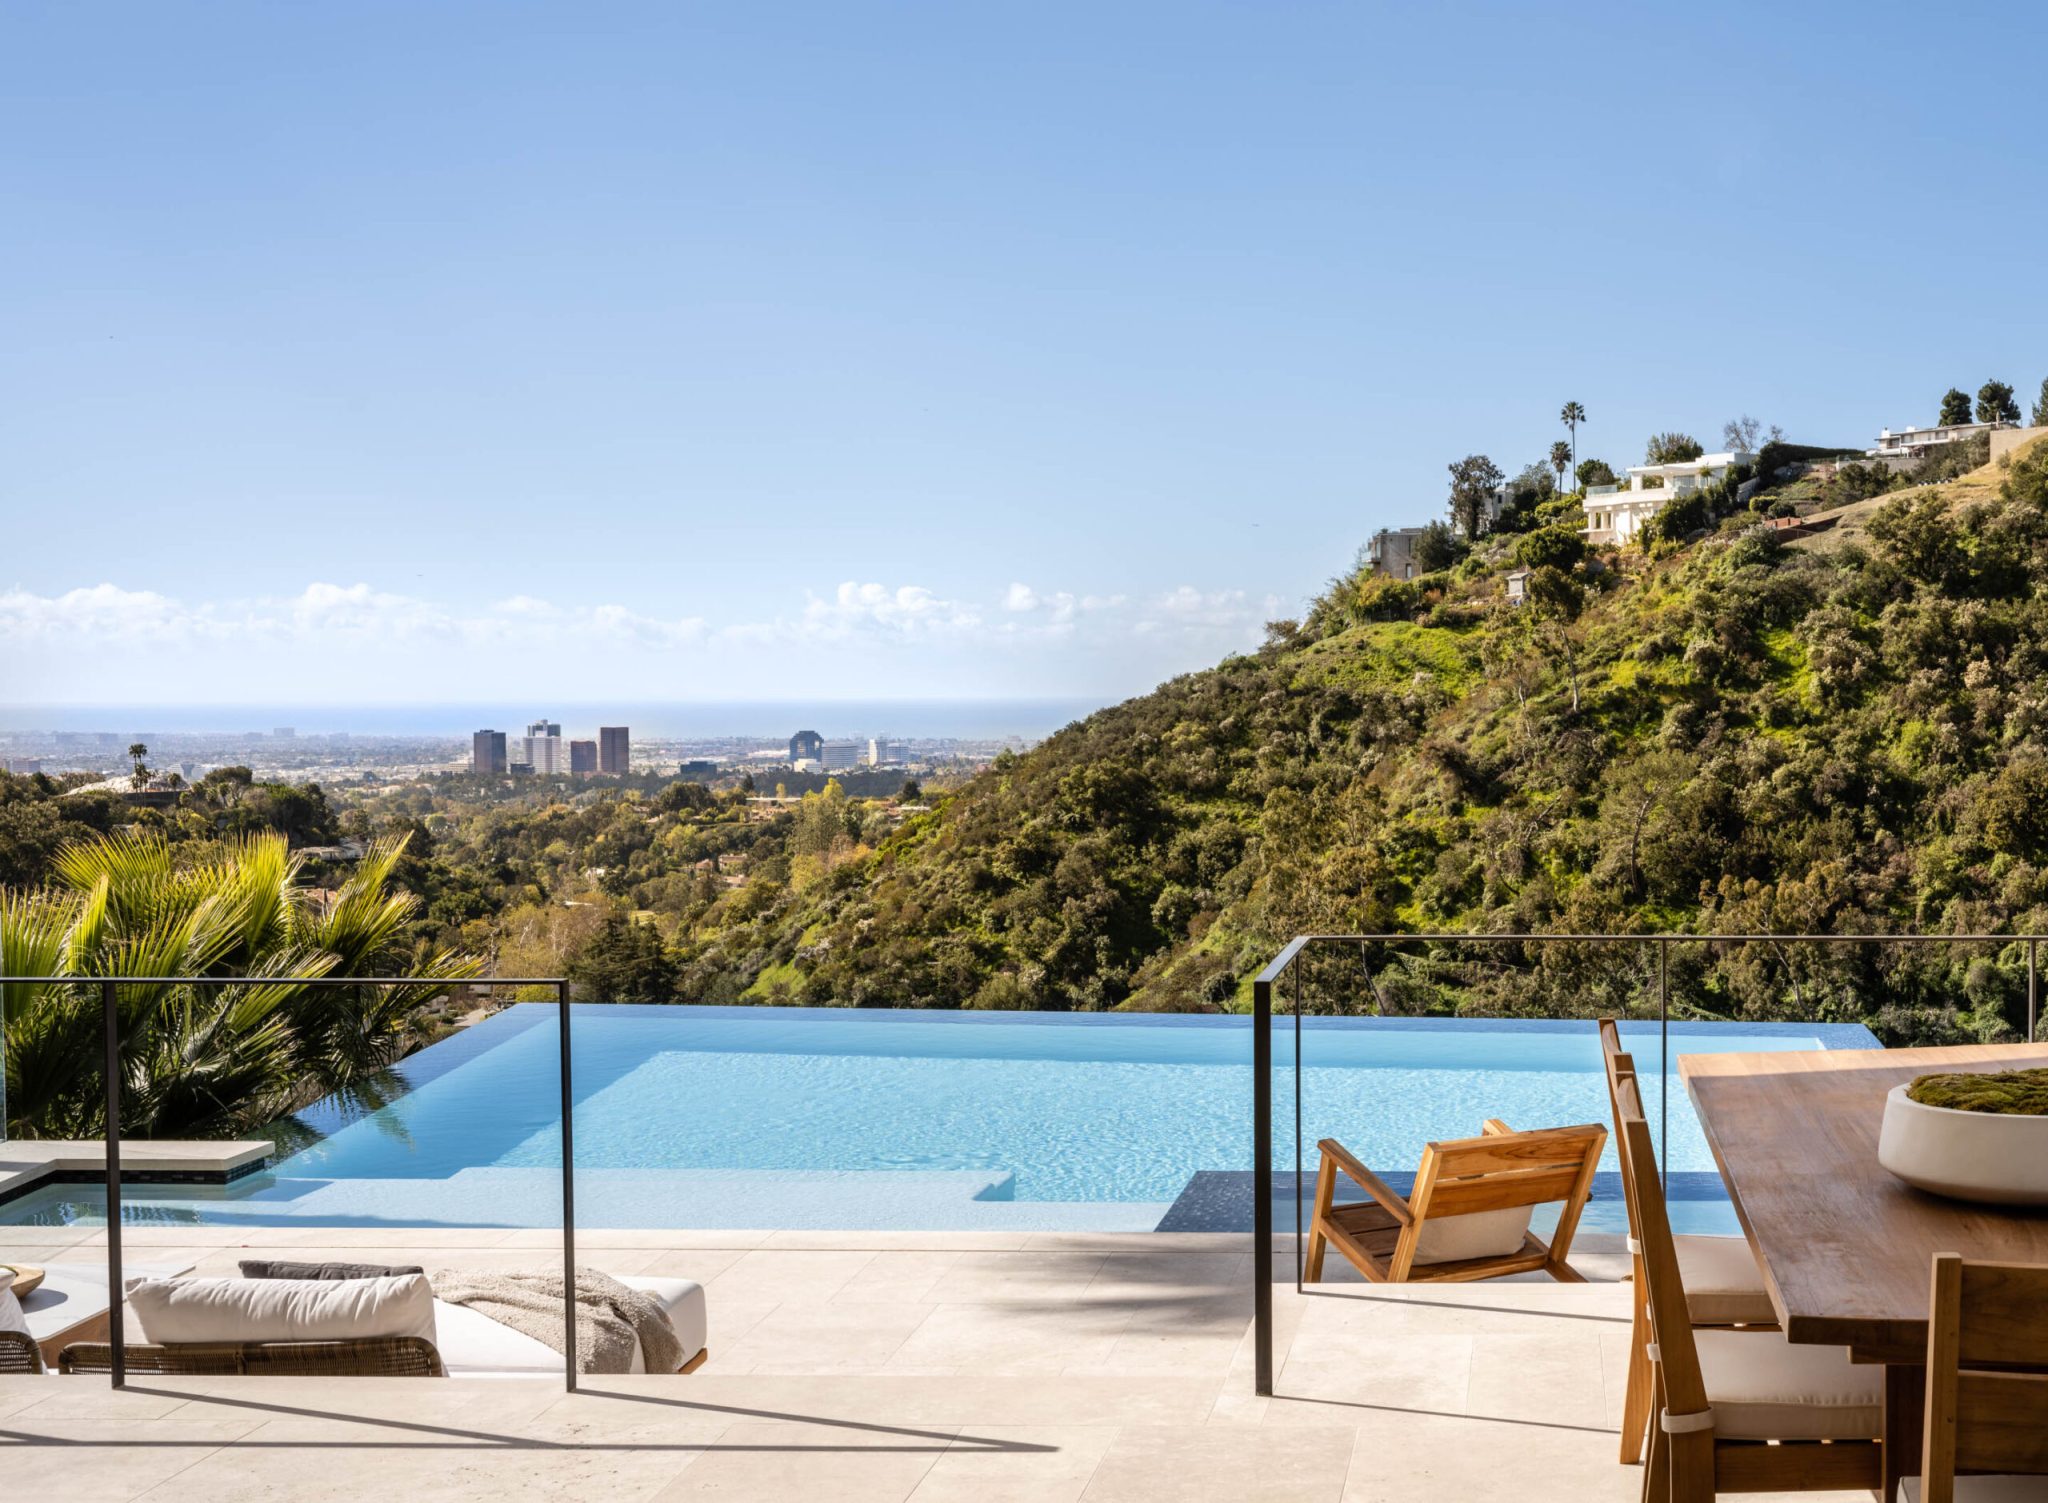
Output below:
[1905,1253,2048,1501]
[1600,1019,1781,1464]
[1305,1119,1605,1285]
[1615,1072,1883,1500]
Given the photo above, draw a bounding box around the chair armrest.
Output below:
[1315,1139,1413,1224]
[1481,1118,1513,1136]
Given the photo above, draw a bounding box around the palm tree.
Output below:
[1,829,481,1139]
[1550,439,1573,492]
[1560,401,1586,475]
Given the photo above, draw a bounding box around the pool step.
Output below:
[59,1167,1175,1233]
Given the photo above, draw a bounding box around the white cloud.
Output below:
[784,582,984,642]
[0,583,209,640]
[0,576,1283,700]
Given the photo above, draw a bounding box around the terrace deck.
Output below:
[0,1224,1846,1501]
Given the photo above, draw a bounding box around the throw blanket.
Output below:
[431,1267,683,1375]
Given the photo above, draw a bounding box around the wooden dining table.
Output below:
[1683,1042,2048,1498]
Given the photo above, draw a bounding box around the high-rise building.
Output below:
[471,729,508,774]
[272,727,296,739]
[789,729,824,764]
[521,719,565,775]
[867,738,905,767]
[569,739,597,775]
[820,739,864,771]
[598,726,630,774]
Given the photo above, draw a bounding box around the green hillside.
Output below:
[672,437,2048,1042]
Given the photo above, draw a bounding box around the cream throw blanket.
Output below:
[431,1267,683,1375]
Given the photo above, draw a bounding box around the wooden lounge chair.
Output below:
[1910,1253,2048,1501]
[1599,1019,1778,1465]
[1305,1118,1605,1284]
[1616,1072,1882,1499]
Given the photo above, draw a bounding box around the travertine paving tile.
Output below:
[921,1251,1108,1304]
[831,1250,963,1303]
[1082,1421,1355,1501]
[884,1300,1131,1374]
[0,1417,261,1502]
[908,1422,1117,1502]
[713,1299,934,1375]
[649,1418,959,1501]
[701,1248,876,1305]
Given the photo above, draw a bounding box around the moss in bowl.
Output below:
[1906,1068,2048,1116]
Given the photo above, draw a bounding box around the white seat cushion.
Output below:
[1694,1329,1882,1441]
[126,1274,436,1348]
[1413,1207,1534,1265]
[431,1274,705,1376]
[0,1287,28,1340]
[1675,1235,1776,1326]
[1900,1478,2048,1500]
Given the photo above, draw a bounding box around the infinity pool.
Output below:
[1,1006,1876,1231]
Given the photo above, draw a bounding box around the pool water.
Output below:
[2,1006,1875,1231]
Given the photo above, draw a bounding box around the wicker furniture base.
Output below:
[59,1336,446,1377]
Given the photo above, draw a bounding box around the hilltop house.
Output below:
[1366,526,1428,579]
[1868,420,2001,463]
[1583,450,1754,546]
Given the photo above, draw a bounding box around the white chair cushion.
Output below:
[1675,1235,1776,1326]
[126,1274,436,1348]
[1900,1478,2048,1500]
[1694,1329,1882,1441]
[0,1286,28,1339]
[430,1274,705,1376]
[1412,1207,1534,1265]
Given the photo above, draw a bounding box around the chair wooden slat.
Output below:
[1920,1253,2048,1502]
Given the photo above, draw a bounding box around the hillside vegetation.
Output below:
[666,437,2048,1042]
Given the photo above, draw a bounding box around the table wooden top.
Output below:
[1682,1043,2048,1363]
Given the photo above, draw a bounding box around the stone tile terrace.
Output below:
[0,1224,1850,1502]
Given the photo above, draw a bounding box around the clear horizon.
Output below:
[5,0,2044,706]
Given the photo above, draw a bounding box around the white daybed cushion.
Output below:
[431,1274,706,1377]
[126,1274,437,1347]
[1694,1329,1882,1441]
[1674,1234,1776,1325]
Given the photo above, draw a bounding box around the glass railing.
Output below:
[1243,931,2043,1394]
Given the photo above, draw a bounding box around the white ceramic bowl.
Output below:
[1876,1082,2048,1205]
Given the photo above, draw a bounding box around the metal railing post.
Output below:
[1658,940,1669,1187]
[2030,940,2039,1045]
[558,979,577,1392]
[1252,965,1274,1397]
[1292,961,1303,1291]
[101,978,125,1389]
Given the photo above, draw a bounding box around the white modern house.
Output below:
[1868,421,2000,461]
[1582,450,1754,546]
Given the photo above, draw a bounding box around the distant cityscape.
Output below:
[0,716,1041,788]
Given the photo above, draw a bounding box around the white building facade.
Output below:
[1583,451,1753,546]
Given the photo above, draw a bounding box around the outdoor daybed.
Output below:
[51,1267,708,1378]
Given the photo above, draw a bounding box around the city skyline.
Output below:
[5,1,2044,706]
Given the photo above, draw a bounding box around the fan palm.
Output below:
[2,830,480,1139]
[1560,400,1586,472]
[1549,439,1573,491]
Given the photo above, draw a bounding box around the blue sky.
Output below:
[4,1,2044,708]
